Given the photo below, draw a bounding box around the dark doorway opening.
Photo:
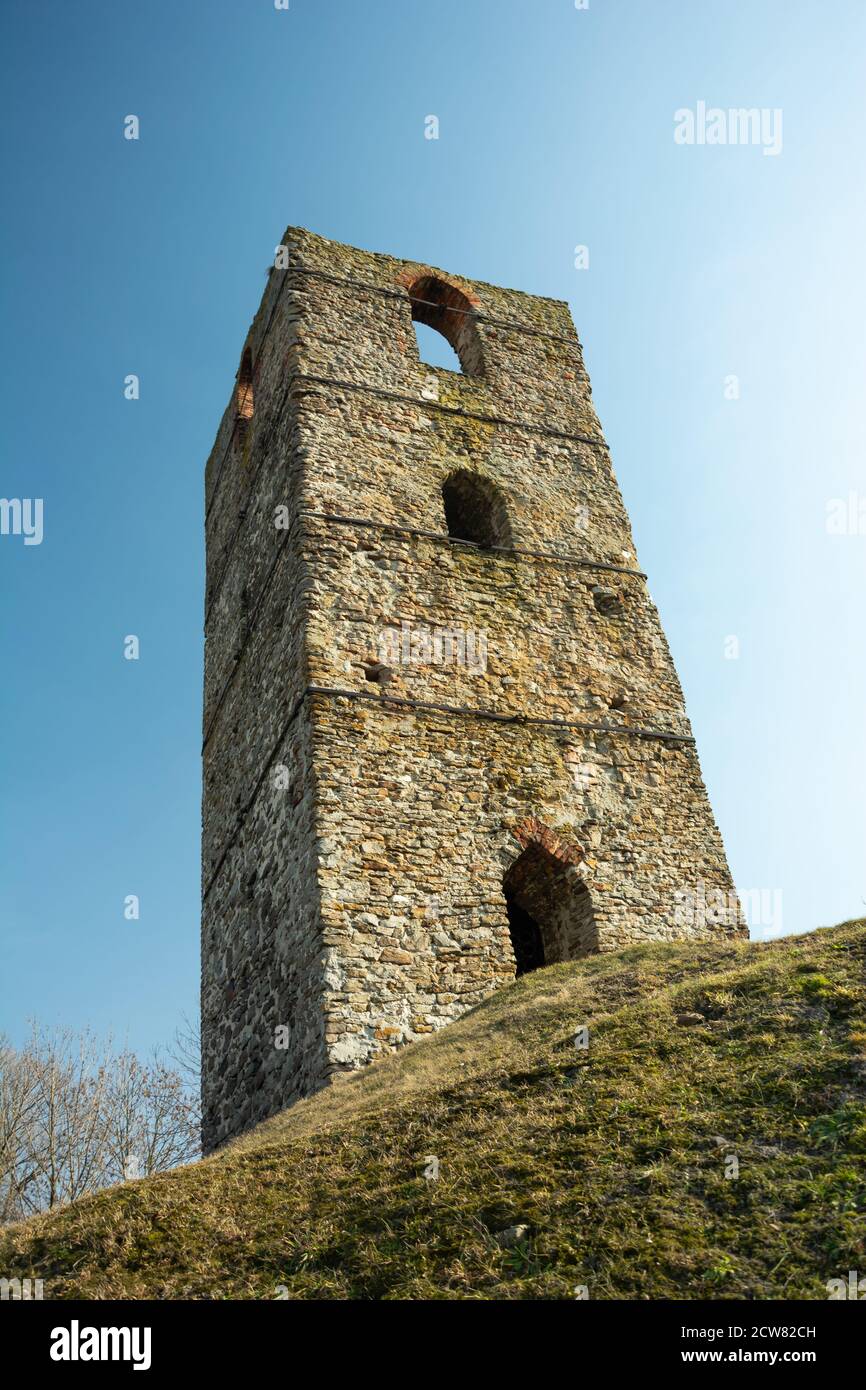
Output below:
[502,839,598,977]
[505,896,545,976]
[441,469,512,549]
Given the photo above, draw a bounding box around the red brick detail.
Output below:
[396,265,481,309]
[511,817,584,867]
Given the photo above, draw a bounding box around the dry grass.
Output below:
[3,920,865,1299]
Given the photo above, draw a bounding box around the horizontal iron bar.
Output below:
[203,683,694,899]
[281,262,579,343]
[301,510,646,578]
[305,685,694,744]
[292,371,610,449]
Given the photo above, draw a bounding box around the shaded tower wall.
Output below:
[201,227,744,1151]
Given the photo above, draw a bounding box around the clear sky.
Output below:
[1,1,864,1055]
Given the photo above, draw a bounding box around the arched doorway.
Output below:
[503,839,597,976]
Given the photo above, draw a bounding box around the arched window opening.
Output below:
[408,275,484,377]
[414,321,462,372]
[442,469,512,549]
[503,841,597,976]
[235,346,254,434]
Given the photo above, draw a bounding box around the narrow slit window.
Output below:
[236,347,254,428]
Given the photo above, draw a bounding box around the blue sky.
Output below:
[1,0,864,1054]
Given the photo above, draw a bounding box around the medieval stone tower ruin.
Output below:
[201,227,744,1151]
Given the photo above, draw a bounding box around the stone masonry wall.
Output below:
[201,227,745,1151]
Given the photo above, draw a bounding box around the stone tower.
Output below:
[201,227,744,1151]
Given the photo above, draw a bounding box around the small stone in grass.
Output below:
[495,1224,530,1249]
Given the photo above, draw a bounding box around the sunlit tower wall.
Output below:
[200,227,744,1151]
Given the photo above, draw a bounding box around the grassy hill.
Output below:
[3,920,865,1300]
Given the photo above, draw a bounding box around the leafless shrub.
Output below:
[0,1022,200,1223]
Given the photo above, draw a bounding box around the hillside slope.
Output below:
[3,921,865,1300]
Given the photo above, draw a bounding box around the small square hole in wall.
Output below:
[592,585,620,615]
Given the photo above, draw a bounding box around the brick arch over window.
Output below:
[442,469,513,548]
[407,274,485,377]
[503,820,597,974]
